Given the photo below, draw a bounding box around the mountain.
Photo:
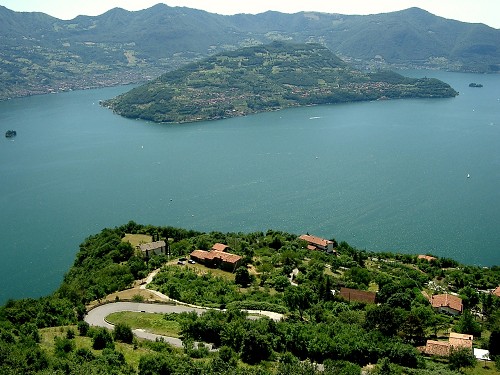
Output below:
[0,4,498,100]
[102,42,458,123]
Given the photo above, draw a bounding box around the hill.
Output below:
[102,42,458,123]
[1,222,500,374]
[0,5,498,100]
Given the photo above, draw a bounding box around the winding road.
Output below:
[84,302,208,347]
[84,268,284,347]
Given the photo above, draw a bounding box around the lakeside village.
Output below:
[130,232,499,364]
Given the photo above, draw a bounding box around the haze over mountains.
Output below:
[0,4,499,100]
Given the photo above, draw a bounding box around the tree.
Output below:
[489,328,500,358]
[454,309,482,337]
[113,323,134,344]
[459,286,479,310]
[365,304,403,337]
[344,267,371,289]
[448,347,476,371]
[77,320,90,336]
[235,266,251,287]
[284,285,313,319]
[92,327,114,350]
[54,336,75,357]
[240,329,272,364]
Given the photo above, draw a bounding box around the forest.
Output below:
[1,221,500,374]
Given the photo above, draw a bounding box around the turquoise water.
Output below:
[1,71,499,303]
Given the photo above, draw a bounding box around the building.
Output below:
[190,248,242,272]
[212,243,230,252]
[493,285,500,298]
[423,340,452,357]
[339,287,376,304]
[429,293,463,315]
[139,240,167,258]
[299,234,334,253]
[418,254,437,262]
[423,332,473,357]
[449,332,473,349]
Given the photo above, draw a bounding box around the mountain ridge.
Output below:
[0,5,498,100]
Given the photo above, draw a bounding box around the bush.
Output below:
[113,323,134,344]
[92,327,114,350]
[77,320,89,336]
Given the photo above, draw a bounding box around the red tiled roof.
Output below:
[493,286,500,298]
[339,287,376,304]
[299,234,333,248]
[430,294,463,313]
[418,255,437,262]
[424,340,451,356]
[191,249,217,260]
[424,332,473,357]
[449,332,473,349]
[190,249,241,265]
[307,245,317,251]
[212,243,229,252]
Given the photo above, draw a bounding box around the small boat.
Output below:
[5,130,16,138]
[469,83,483,88]
[467,174,470,178]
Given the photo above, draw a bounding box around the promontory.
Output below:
[102,42,458,123]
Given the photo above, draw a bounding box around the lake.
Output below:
[1,70,499,303]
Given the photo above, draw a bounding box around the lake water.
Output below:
[1,71,499,303]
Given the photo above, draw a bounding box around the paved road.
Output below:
[84,302,209,347]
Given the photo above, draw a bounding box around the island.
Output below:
[102,42,458,124]
[5,130,16,138]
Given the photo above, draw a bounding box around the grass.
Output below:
[106,311,181,337]
[39,325,168,371]
[464,361,499,375]
[122,233,152,247]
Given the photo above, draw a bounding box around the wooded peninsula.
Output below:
[103,42,458,124]
[1,222,500,374]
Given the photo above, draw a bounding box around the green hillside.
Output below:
[1,222,500,374]
[103,42,458,123]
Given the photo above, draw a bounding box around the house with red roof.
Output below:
[422,332,473,357]
[299,234,334,253]
[418,254,437,262]
[190,246,242,272]
[429,293,463,315]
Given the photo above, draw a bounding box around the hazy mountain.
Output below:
[0,4,498,99]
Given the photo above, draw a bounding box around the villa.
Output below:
[299,234,334,253]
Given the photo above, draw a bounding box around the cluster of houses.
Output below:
[135,233,496,361]
[136,239,243,272]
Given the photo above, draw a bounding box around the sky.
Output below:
[1,0,499,29]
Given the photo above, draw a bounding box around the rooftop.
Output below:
[139,240,166,252]
[190,249,241,265]
[430,293,463,313]
[212,243,229,252]
[299,234,333,248]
